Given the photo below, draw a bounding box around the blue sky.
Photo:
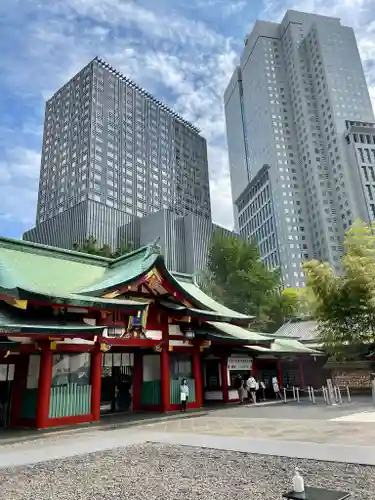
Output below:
[0,0,374,238]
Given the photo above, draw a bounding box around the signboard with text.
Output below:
[228,356,253,371]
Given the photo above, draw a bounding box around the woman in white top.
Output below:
[272,376,282,399]
[180,379,189,412]
[246,375,257,404]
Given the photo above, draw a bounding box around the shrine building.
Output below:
[0,237,321,429]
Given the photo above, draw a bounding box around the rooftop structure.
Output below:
[24,57,211,251]
[0,237,320,430]
[225,10,375,287]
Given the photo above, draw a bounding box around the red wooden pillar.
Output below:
[160,318,170,412]
[10,355,29,426]
[277,360,284,386]
[132,350,143,411]
[220,356,229,403]
[35,349,53,429]
[90,349,102,421]
[192,346,203,407]
[252,358,257,377]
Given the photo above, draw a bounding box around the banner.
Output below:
[228,356,253,371]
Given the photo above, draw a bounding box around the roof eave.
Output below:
[8,289,148,312]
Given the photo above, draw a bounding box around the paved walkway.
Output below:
[142,414,375,446]
[332,410,375,422]
[2,400,375,469]
[1,424,375,469]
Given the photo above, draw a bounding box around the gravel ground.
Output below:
[0,443,372,499]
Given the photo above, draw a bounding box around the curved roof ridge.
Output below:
[0,236,109,266]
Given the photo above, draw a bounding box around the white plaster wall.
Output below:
[143,354,160,381]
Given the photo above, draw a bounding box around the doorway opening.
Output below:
[100,353,134,414]
[0,364,14,429]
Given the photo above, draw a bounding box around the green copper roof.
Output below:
[0,238,252,324]
[208,322,272,343]
[79,245,160,295]
[246,339,322,355]
[0,238,149,312]
[0,238,107,297]
[174,275,253,324]
[157,300,250,324]
[19,291,149,312]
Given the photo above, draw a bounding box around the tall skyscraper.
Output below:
[224,10,375,287]
[24,57,211,250]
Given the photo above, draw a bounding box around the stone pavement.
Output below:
[1,398,375,469]
[142,414,375,446]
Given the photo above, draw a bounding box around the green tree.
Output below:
[303,219,375,359]
[111,240,135,258]
[204,231,296,331]
[72,237,134,258]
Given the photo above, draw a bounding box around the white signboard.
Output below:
[228,356,253,371]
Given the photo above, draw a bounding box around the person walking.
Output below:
[272,376,282,399]
[246,373,257,404]
[259,380,266,401]
[180,379,189,412]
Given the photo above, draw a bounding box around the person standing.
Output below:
[234,374,245,403]
[180,379,189,412]
[259,380,266,401]
[272,376,282,399]
[246,373,257,404]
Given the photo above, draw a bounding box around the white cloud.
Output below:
[0,146,40,226]
[0,0,374,238]
[0,0,238,233]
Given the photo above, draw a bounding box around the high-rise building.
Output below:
[224,10,375,287]
[118,209,234,276]
[24,57,211,250]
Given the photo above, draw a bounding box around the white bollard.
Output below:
[311,387,316,404]
[334,385,339,403]
[292,386,296,400]
[337,386,342,405]
[296,387,300,403]
[308,386,312,401]
[283,387,287,403]
[324,386,330,404]
[346,386,352,403]
[322,386,327,403]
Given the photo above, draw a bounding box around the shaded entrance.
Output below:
[100,353,134,414]
[0,364,14,428]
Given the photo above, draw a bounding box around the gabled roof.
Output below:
[0,237,252,324]
[157,300,247,324]
[79,244,161,296]
[0,237,108,297]
[0,238,152,312]
[80,250,252,324]
[246,339,322,355]
[174,274,252,323]
[207,322,273,344]
[274,319,318,341]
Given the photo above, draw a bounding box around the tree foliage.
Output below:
[72,236,134,259]
[303,219,375,359]
[203,231,298,332]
